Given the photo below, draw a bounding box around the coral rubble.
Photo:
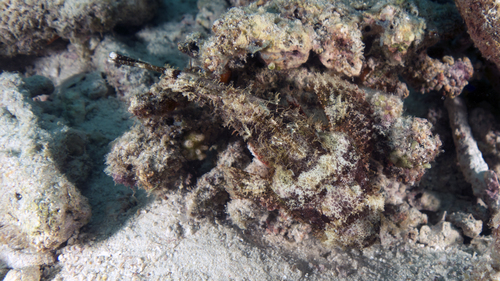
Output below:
[405,53,473,98]
[103,0,473,248]
[6,0,500,278]
[445,97,500,212]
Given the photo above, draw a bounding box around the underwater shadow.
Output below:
[79,175,156,244]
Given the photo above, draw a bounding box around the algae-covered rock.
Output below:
[455,0,500,69]
[105,0,458,248]
[0,0,159,56]
[0,72,91,252]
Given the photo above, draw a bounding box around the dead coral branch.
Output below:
[445,97,500,213]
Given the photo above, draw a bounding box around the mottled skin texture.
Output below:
[113,65,437,247]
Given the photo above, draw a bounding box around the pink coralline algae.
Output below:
[406,53,473,98]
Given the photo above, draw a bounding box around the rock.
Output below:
[419,221,463,248]
[0,72,91,252]
[4,266,41,281]
[0,0,160,56]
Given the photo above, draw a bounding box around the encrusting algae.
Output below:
[105,0,473,247]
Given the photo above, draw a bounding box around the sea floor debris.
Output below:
[2,0,500,279]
